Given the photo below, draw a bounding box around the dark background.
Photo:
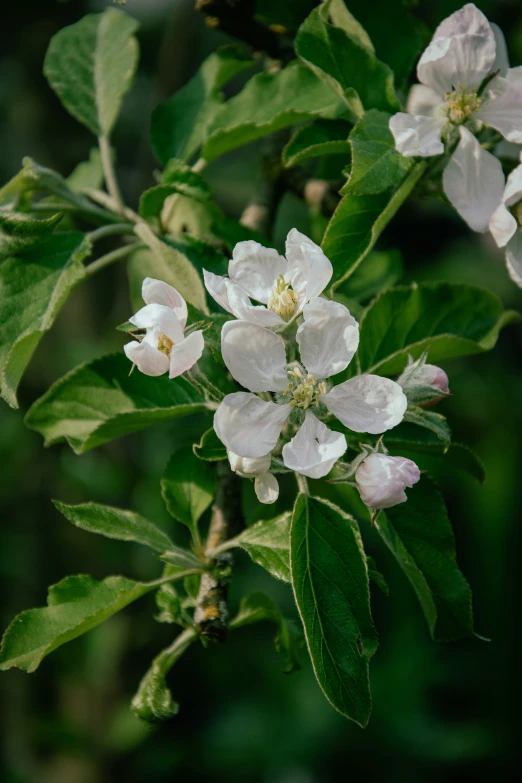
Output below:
[1,1,521,781]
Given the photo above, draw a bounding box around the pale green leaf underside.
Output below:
[0,210,63,261]
[234,513,291,583]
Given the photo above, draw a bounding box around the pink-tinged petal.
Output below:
[214,392,290,458]
[142,277,187,328]
[203,269,233,314]
[124,340,169,377]
[228,241,286,304]
[406,84,443,117]
[226,282,283,326]
[389,113,444,158]
[282,412,347,479]
[355,453,420,510]
[506,231,522,289]
[478,73,522,143]
[324,375,407,434]
[221,320,288,392]
[443,127,505,232]
[169,330,204,379]
[129,303,184,344]
[254,473,279,504]
[297,298,359,379]
[285,228,333,302]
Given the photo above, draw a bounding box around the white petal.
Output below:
[478,74,522,143]
[203,270,233,314]
[491,23,509,76]
[254,473,279,504]
[406,84,443,116]
[214,393,290,458]
[389,113,444,158]
[503,163,522,205]
[433,3,492,40]
[296,297,359,379]
[226,282,283,326]
[221,320,288,392]
[228,241,286,304]
[324,375,407,434]
[506,231,522,288]
[489,203,517,247]
[129,303,184,344]
[285,228,333,303]
[355,453,420,510]
[418,32,495,94]
[443,126,505,232]
[123,340,169,377]
[142,277,187,329]
[282,412,347,479]
[169,330,204,378]
[228,451,272,477]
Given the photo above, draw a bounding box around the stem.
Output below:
[99,135,124,214]
[88,223,134,242]
[30,201,122,225]
[85,243,139,277]
[295,473,309,495]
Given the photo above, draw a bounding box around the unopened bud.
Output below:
[355,453,420,510]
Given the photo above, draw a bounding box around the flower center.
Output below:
[443,85,482,125]
[267,273,299,321]
[281,365,328,409]
[157,333,174,356]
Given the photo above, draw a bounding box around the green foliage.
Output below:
[24,353,210,453]
[193,427,227,461]
[161,446,216,542]
[67,148,104,192]
[291,494,377,726]
[139,161,212,221]
[337,249,403,302]
[231,513,291,583]
[377,478,476,641]
[151,45,255,164]
[282,119,351,168]
[403,408,451,445]
[366,557,389,596]
[43,7,139,137]
[0,232,90,408]
[0,210,63,260]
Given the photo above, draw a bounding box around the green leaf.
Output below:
[291,494,377,726]
[161,446,216,541]
[159,545,203,570]
[366,556,388,596]
[24,353,210,454]
[232,513,291,583]
[337,249,403,302]
[295,1,399,121]
[230,592,301,674]
[0,232,90,408]
[403,408,451,446]
[139,161,212,220]
[282,119,351,168]
[355,282,520,377]
[132,223,208,313]
[53,500,173,552]
[43,7,139,137]
[0,574,159,672]
[67,148,104,192]
[377,477,475,641]
[340,110,413,195]
[193,427,227,462]
[202,60,346,162]
[0,210,63,261]
[151,45,255,164]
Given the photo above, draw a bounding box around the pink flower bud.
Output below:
[411,364,450,394]
[355,453,421,510]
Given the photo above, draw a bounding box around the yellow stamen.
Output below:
[444,85,482,125]
[267,273,299,321]
[157,333,174,356]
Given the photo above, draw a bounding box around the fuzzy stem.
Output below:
[85,243,139,277]
[88,223,135,242]
[99,134,124,214]
[295,473,309,495]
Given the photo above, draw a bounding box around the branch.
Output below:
[194,460,242,643]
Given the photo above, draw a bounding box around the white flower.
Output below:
[227,451,279,504]
[124,278,204,378]
[213,299,407,479]
[389,4,522,232]
[489,163,522,287]
[355,453,421,510]
[203,228,332,327]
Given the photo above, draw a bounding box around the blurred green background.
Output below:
[1,1,522,781]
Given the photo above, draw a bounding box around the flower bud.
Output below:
[355,453,420,510]
[408,363,450,395]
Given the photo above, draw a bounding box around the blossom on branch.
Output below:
[355,453,421,510]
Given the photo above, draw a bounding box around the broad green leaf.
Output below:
[282,119,351,168]
[193,427,227,461]
[366,557,388,596]
[151,45,255,164]
[377,477,475,641]
[161,446,216,540]
[67,148,104,192]
[43,7,139,137]
[0,210,63,261]
[139,160,212,220]
[25,353,210,454]
[230,592,301,674]
[291,494,377,726]
[327,0,374,52]
[355,283,520,377]
[403,408,451,446]
[53,500,173,552]
[0,574,158,672]
[295,1,399,121]
[133,223,208,313]
[323,163,426,288]
[340,111,413,195]
[202,60,346,162]
[337,249,403,302]
[231,513,291,583]
[0,232,90,408]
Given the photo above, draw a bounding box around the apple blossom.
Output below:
[355,453,421,510]
[488,163,522,287]
[227,451,279,504]
[124,277,204,378]
[389,4,522,232]
[213,298,407,479]
[202,228,332,327]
